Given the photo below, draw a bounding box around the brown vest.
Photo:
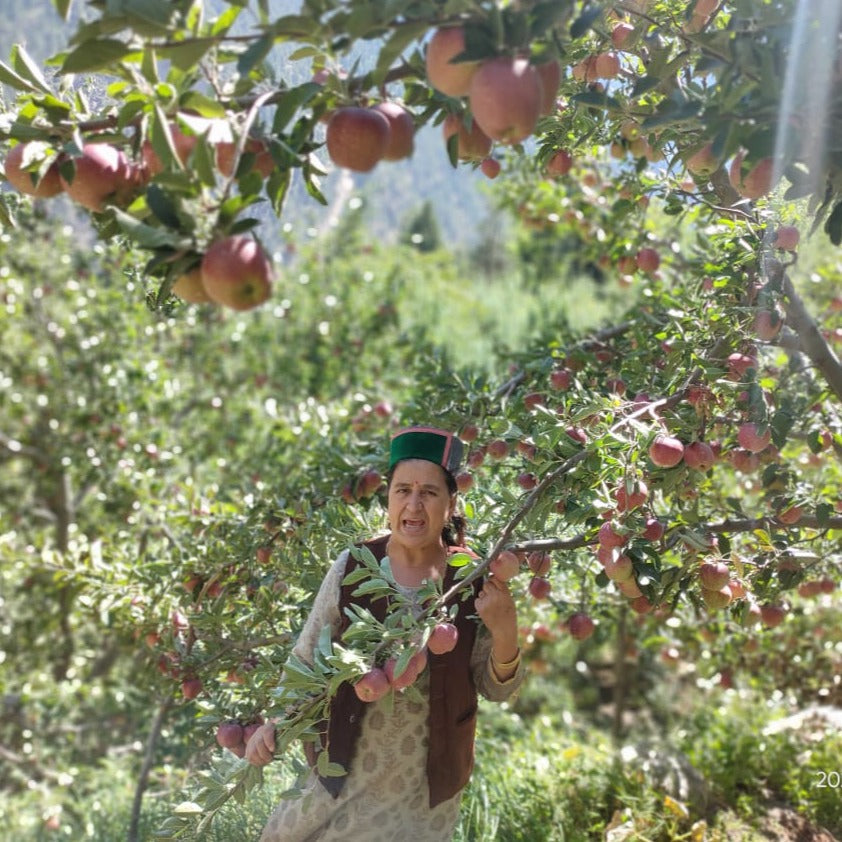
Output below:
[316,534,482,807]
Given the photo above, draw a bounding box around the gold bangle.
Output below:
[491,648,521,671]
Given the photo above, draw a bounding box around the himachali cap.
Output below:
[389,426,464,476]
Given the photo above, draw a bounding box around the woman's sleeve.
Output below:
[470,623,525,703]
[289,549,349,666]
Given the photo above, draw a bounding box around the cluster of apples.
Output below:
[324,101,415,173]
[3,132,276,311]
[216,717,266,758]
[426,26,560,171]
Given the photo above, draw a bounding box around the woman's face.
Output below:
[387,459,455,552]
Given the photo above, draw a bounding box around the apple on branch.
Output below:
[200,235,273,311]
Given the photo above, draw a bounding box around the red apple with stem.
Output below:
[200,236,273,311]
[354,667,391,702]
[372,102,415,161]
[442,114,492,161]
[468,56,543,144]
[568,612,595,641]
[425,27,479,97]
[4,143,64,197]
[649,435,685,468]
[427,622,459,654]
[326,107,390,172]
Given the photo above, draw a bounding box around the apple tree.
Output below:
[2,0,842,836]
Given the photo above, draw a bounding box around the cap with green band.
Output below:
[389,426,464,476]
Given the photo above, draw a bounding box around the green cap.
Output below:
[389,426,463,476]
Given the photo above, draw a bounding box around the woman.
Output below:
[247,425,524,842]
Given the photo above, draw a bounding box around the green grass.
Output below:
[3,693,839,841]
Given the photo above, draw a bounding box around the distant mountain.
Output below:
[0,0,494,248]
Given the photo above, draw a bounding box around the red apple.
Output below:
[686,142,718,177]
[727,352,758,380]
[372,102,415,161]
[754,309,783,341]
[760,603,787,628]
[256,546,272,565]
[480,157,501,178]
[469,56,543,144]
[172,267,212,304]
[772,225,799,251]
[61,143,137,211]
[615,479,648,512]
[550,367,572,390]
[356,468,383,499]
[181,677,203,700]
[200,235,273,311]
[527,551,551,576]
[683,441,715,471]
[4,143,64,197]
[425,27,479,97]
[215,137,275,178]
[642,517,665,541]
[777,504,803,525]
[460,424,478,443]
[141,125,197,175]
[216,720,244,749]
[649,435,685,468]
[528,576,552,600]
[566,426,587,445]
[598,521,626,548]
[737,422,771,453]
[354,666,391,701]
[604,553,633,582]
[636,247,660,274]
[546,149,573,177]
[487,439,509,460]
[612,22,635,49]
[455,471,473,492]
[428,622,459,654]
[517,472,538,490]
[326,107,390,172]
[630,595,653,614]
[699,560,729,590]
[594,52,621,79]
[568,612,595,641]
[442,113,492,161]
[729,151,774,200]
[490,550,521,581]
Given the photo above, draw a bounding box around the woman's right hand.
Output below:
[245,722,276,766]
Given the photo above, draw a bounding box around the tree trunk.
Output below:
[127,700,171,842]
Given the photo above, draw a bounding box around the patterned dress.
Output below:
[259,549,524,842]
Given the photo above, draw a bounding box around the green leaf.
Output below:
[179,91,227,118]
[159,38,216,71]
[62,39,137,73]
[447,552,473,568]
[272,83,321,134]
[0,59,40,92]
[110,208,189,249]
[172,801,203,815]
[570,5,601,40]
[12,45,51,94]
[372,22,427,86]
[146,184,182,229]
[238,34,274,76]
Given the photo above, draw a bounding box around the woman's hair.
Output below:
[386,462,467,548]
